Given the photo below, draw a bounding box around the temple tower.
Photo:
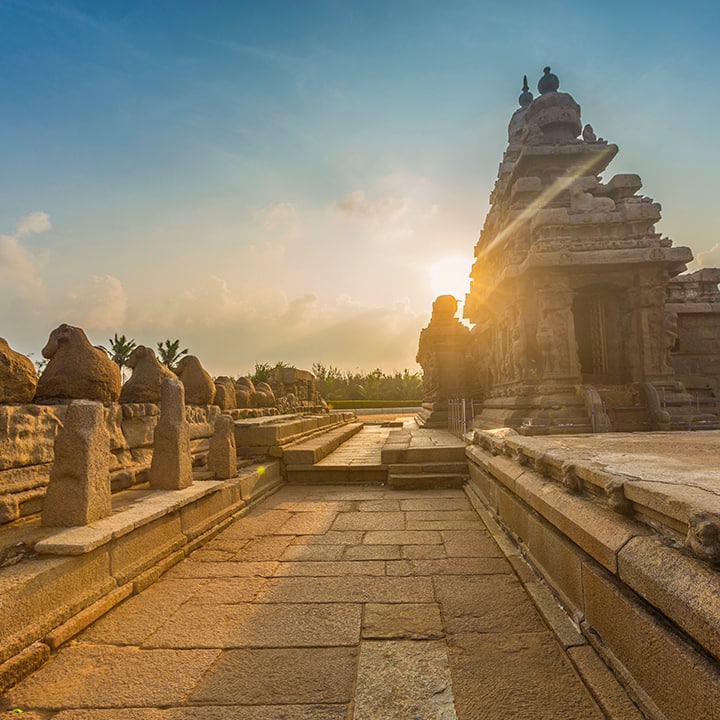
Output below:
[464,68,715,433]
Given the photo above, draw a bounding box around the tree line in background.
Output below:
[99,337,422,401]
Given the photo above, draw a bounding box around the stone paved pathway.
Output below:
[3,484,633,719]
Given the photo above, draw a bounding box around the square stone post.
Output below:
[149,377,193,490]
[42,400,112,527]
[208,414,237,479]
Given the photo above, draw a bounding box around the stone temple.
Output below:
[420,68,720,434]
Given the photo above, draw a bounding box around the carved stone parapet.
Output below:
[605,480,632,515]
[685,510,720,564]
[561,462,582,493]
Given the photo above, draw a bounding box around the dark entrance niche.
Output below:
[573,286,624,384]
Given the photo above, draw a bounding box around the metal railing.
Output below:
[448,398,474,437]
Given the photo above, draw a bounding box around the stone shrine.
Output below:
[463,68,720,433]
[415,294,472,427]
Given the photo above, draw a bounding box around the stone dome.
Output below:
[521,90,582,144]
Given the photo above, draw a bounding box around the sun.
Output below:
[427,254,471,305]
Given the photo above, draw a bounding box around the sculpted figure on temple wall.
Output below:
[510,314,531,381]
[35,323,121,403]
[569,176,615,214]
[664,312,679,372]
[0,338,37,403]
[536,310,566,376]
[120,345,177,404]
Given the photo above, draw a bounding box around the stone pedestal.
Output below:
[208,414,237,480]
[42,401,111,527]
[149,378,193,490]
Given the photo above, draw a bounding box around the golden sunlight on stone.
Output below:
[427,255,471,305]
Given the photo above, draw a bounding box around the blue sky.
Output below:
[1,1,718,375]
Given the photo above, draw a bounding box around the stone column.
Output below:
[208,414,237,480]
[149,378,193,490]
[42,400,112,527]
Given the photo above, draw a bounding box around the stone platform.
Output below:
[0,483,641,719]
[467,428,720,720]
[1,422,719,719]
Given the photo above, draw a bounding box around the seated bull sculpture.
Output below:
[0,337,38,403]
[120,345,177,403]
[214,376,237,410]
[174,355,216,405]
[35,323,121,402]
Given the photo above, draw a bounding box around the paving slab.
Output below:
[353,640,457,719]
[362,603,444,639]
[188,647,357,705]
[447,632,604,720]
[142,601,361,648]
[3,482,637,718]
[6,645,220,709]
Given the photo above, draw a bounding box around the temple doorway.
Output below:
[572,287,623,383]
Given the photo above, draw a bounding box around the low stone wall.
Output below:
[0,403,223,525]
[0,461,283,691]
[465,430,720,720]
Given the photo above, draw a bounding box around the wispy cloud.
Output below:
[15,211,52,237]
[335,190,407,219]
[696,242,720,269]
[58,274,128,330]
[0,211,51,300]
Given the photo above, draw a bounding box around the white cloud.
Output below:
[696,242,720,269]
[58,274,128,330]
[334,190,407,219]
[15,211,52,237]
[0,211,51,301]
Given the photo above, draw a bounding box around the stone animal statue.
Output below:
[214,376,237,410]
[35,323,121,402]
[234,377,256,408]
[685,510,720,563]
[120,345,177,403]
[174,355,216,405]
[569,176,615,213]
[255,381,276,408]
[0,338,38,403]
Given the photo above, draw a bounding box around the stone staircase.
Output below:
[283,422,469,489]
[381,427,468,489]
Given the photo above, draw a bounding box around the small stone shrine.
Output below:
[462,68,720,433]
[415,294,472,427]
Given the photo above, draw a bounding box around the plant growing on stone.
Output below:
[156,339,188,370]
[251,360,290,384]
[101,334,137,381]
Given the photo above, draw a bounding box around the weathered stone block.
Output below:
[0,548,112,664]
[149,379,192,491]
[180,483,240,541]
[582,562,720,720]
[0,405,63,471]
[109,512,185,585]
[42,401,112,528]
[618,535,720,661]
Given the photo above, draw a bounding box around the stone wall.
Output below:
[465,430,720,720]
[0,402,221,525]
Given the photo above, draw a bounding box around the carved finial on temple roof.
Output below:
[519,75,533,107]
[538,66,559,94]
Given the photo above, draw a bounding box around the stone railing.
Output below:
[0,401,220,525]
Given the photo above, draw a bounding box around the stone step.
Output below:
[281,422,364,465]
[387,473,467,490]
[285,465,387,484]
[387,461,469,475]
[234,412,356,456]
